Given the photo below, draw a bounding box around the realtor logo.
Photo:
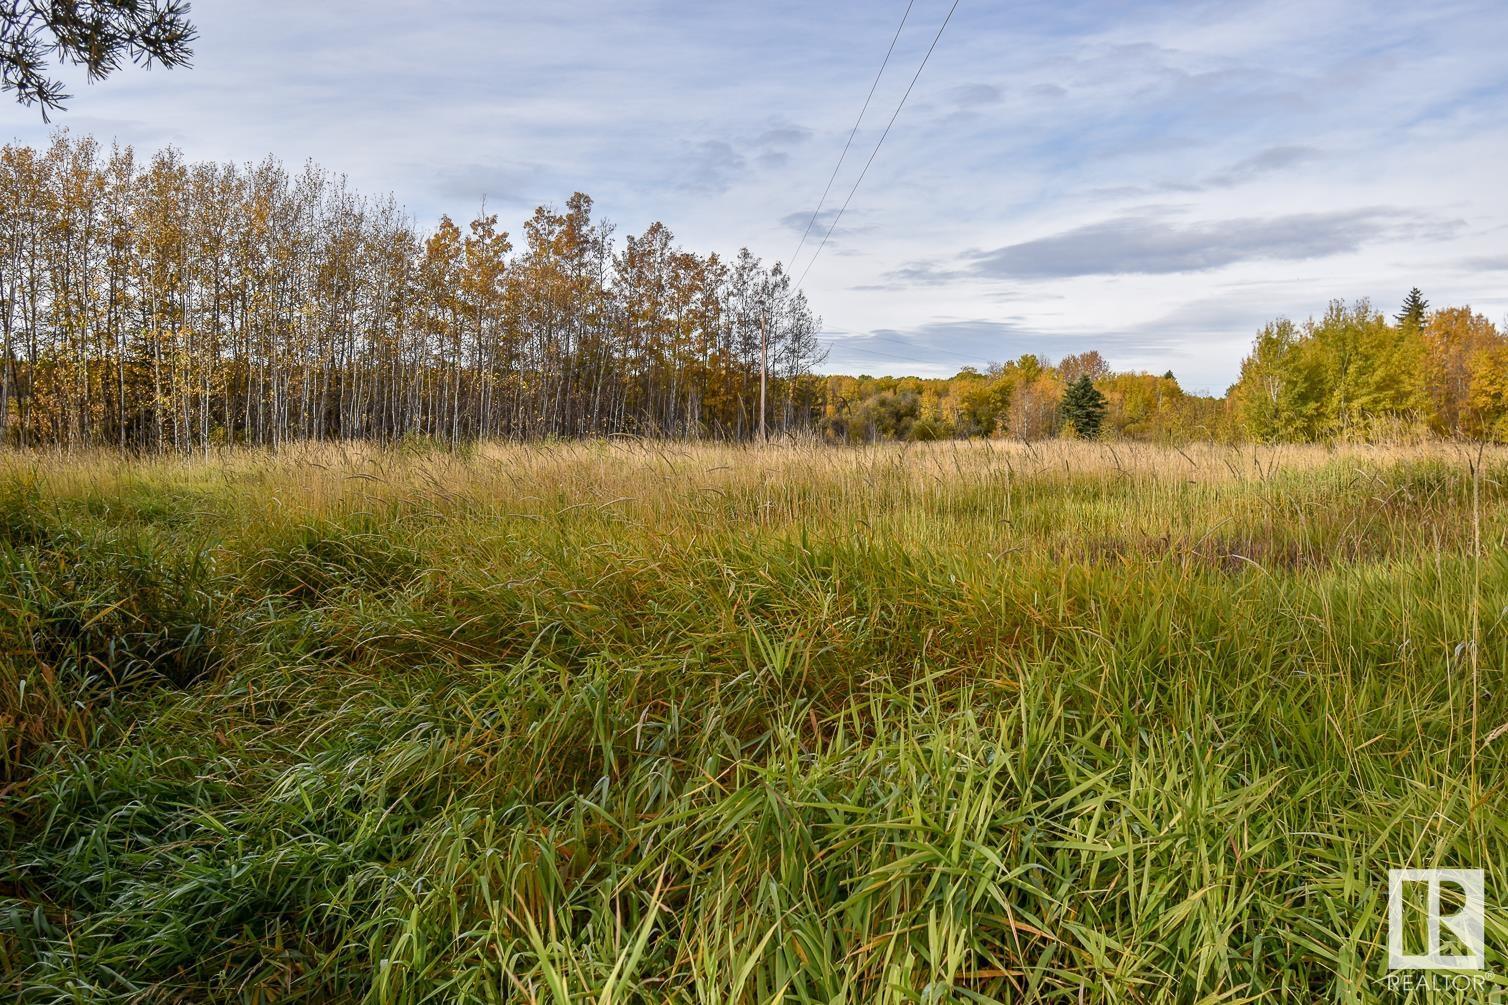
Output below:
[1388,869,1485,971]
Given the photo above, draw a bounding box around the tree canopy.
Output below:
[0,134,823,450]
[1228,297,1507,441]
[1,0,196,117]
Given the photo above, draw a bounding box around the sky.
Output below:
[4,0,1507,394]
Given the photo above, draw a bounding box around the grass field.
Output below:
[2,439,1506,1003]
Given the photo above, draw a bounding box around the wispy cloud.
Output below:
[933,208,1455,280]
[779,208,871,248]
[1461,254,1508,272]
[678,140,747,194]
[425,160,549,208]
[1204,145,1323,188]
[947,83,1003,107]
[824,317,1190,378]
[881,207,1458,285]
[755,126,812,148]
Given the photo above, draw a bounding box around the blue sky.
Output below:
[4,0,1506,393]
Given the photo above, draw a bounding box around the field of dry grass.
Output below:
[3,439,1506,1001]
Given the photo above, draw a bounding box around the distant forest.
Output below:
[0,135,822,449]
[2,135,1505,450]
[822,292,1507,444]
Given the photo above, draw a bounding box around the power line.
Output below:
[851,330,986,363]
[825,344,955,367]
[795,0,962,293]
[786,0,916,271]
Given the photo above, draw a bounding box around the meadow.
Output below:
[2,439,1505,1003]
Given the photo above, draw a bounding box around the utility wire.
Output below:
[786,0,916,271]
[795,0,962,293]
[853,330,986,363]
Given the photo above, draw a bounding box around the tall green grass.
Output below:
[2,440,1505,1002]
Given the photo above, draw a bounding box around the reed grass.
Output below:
[2,439,1505,1002]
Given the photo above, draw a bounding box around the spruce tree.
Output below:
[1061,375,1107,439]
[2,1,197,116]
[1395,288,1429,329]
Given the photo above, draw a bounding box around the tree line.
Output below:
[817,352,1222,443]
[4,135,1505,451]
[1228,293,1508,441]
[0,134,823,450]
[820,294,1508,445]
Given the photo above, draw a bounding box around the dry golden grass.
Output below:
[3,439,1505,1001]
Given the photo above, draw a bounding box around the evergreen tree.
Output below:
[1396,288,1429,329]
[1061,375,1107,439]
[2,0,197,117]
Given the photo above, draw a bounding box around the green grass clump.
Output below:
[2,440,1506,1002]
